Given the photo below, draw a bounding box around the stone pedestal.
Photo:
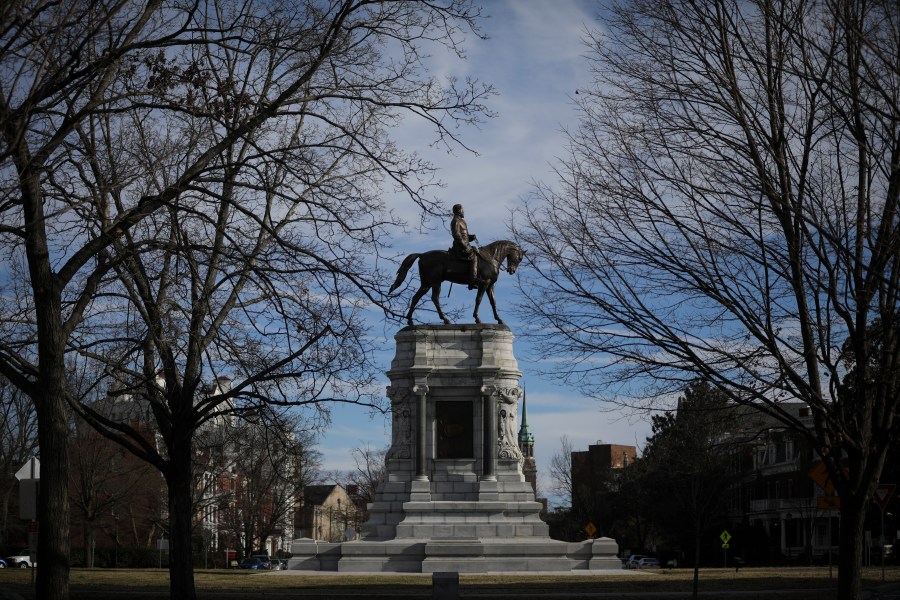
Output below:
[289,324,620,573]
[363,325,544,543]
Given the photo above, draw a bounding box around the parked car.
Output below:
[636,557,660,569]
[269,559,284,571]
[0,558,8,568]
[4,552,35,569]
[624,555,647,569]
[250,554,272,570]
[237,557,267,570]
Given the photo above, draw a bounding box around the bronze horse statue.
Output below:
[389,240,525,326]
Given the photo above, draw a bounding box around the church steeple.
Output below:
[518,386,537,496]
[518,387,534,458]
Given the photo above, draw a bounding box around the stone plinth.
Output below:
[289,324,620,573]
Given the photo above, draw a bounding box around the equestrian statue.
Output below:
[389,204,525,326]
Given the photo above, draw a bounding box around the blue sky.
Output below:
[319,0,656,506]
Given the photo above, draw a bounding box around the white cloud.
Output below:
[383,0,597,242]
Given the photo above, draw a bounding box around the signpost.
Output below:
[15,457,40,520]
[720,530,731,567]
[15,457,39,585]
[584,522,597,540]
[873,483,896,582]
[157,538,169,568]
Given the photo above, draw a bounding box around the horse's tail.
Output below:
[389,253,421,294]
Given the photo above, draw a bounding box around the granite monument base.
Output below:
[288,325,621,573]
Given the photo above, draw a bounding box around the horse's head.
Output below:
[505,244,525,275]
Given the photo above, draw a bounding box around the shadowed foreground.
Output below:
[1,567,899,599]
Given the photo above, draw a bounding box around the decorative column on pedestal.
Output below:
[481,385,497,481]
[413,383,429,481]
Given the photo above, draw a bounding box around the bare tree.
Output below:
[514,2,898,599]
[211,411,318,558]
[548,435,574,509]
[1,0,490,598]
[347,444,387,506]
[320,443,386,531]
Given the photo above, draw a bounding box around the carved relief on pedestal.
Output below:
[496,386,523,461]
[386,386,412,459]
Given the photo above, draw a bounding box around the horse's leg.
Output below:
[487,283,503,325]
[473,286,485,324]
[407,284,430,326]
[431,283,450,324]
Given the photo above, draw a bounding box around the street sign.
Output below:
[15,457,40,481]
[809,461,835,494]
[874,484,896,511]
[720,530,731,547]
[16,458,40,521]
[584,522,597,539]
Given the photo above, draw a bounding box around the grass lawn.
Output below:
[0,565,897,599]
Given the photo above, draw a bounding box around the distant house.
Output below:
[724,402,840,564]
[297,484,360,542]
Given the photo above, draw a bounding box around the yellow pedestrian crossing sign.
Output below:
[720,530,731,548]
[584,522,597,539]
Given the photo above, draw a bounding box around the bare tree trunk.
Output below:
[166,440,196,600]
[34,382,70,600]
[83,522,92,569]
[838,493,867,600]
[30,249,71,597]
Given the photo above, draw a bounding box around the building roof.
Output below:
[303,484,341,506]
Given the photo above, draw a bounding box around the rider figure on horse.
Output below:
[450,203,485,289]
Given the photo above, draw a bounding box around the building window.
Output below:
[815,522,828,547]
[776,442,787,463]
